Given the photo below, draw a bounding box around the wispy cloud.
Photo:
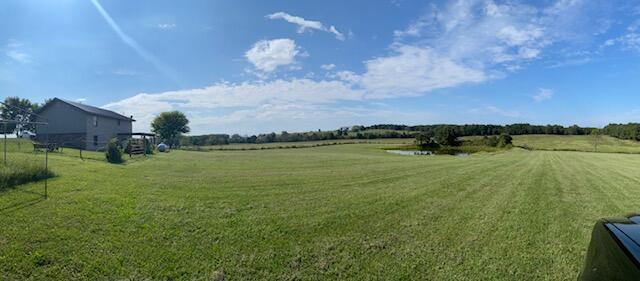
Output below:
[112,69,142,76]
[602,33,640,52]
[155,23,176,30]
[104,78,363,133]
[320,64,335,70]
[533,88,554,102]
[245,38,303,72]
[6,50,30,63]
[266,12,345,41]
[90,0,180,84]
[4,40,31,63]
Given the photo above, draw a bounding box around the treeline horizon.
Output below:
[181,123,640,146]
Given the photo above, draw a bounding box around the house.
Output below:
[34,98,134,151]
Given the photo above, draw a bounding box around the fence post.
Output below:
[3,122,6,166]
[44,148,48,199]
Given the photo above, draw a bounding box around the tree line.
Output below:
[180,123,600,146]
[365,123,594,136]
[602,123,640,140]
[179,128,420,146]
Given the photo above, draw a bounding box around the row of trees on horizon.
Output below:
[180,123,640,146]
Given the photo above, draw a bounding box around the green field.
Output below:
[512,134,640,153]
[1,136,640,279]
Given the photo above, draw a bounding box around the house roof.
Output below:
[37,98,135,121]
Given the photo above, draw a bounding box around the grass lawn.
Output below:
[1,136,640,279]
[512,134,640,153]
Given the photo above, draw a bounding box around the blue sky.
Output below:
[2,0,640,134]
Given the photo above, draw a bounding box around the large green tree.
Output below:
[434,126,459,146]
[0,96,40,136]
[151,111,190,147]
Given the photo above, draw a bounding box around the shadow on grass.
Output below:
[0,196,45,214]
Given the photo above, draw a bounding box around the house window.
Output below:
[93,116,98,127]
[117,119,121,126]
[93,135,98,146]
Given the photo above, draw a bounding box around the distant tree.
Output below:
[151,111,190,148]
[230,134,244,143]
[351,125,364,132]
[0,96,39,136]
[591,129,602,152]
[497,133,513,147]
[280,131,290,142]
[414,132,436,149]
[434,126,459,146]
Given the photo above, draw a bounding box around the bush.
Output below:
[498,133,513,147]
[144,138,153,155]
[106,138,123,163]
[483,136,499,147]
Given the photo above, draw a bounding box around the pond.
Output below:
[386,150,470,157]
[386,150,433,155]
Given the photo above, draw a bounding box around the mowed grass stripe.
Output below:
[2,143,640,279]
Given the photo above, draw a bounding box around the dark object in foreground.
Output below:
[579,214,640,280]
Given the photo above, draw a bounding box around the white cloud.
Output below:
[320,63,336,70]
[603,33,640,52]
[393,10,436,38]
[104,78,364,133]
[156,23,176,30]
[6,50,30,63]
[4,40,30,63]
[245,39,302,72]
[266,12,345,40]
[104,0,610,135]
[358,44,487,98]
[75,98,87,103]
[334,71,361,84]
[533,88,554,102]
[394,21,427,37]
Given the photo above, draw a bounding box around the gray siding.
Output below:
[85,115,132,150]
[35,100,133,150]
[36,101,87,134]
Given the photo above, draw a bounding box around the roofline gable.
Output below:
[36,98,135,122]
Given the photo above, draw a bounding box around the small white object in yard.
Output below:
[19,130,36,139]
[157,143,167,152]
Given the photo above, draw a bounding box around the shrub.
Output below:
[0,161,54,190]
[106,138,123,163]
[498,133,513,147]
[483,136,499,147]
[144,139,153,155]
